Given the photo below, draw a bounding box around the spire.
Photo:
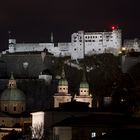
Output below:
[61,66,66,79]
[82,70,87,82]
[51,32,54,43]
[10,72,14,80]
[8,72,17,88]
[82,63,87,82]
[8,31,12,39]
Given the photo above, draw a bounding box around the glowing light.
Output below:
[111,26,115,30]
[122,47,127,51]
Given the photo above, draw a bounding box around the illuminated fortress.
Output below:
[4,28,122,59]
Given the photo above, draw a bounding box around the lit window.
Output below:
[91,132,96,138]
[102,132,106,135]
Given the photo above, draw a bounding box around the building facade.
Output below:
[123,38,140,52]
[3,29,122,60]
[0,74,31,139]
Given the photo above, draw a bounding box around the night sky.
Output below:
[0,0,140,51]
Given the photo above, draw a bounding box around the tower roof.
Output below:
[58,66,68,86]
[80,70,89,88]
[0,73,25,101]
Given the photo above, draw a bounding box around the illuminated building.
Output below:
[53,67,72,108]
[0,73,31,139]
[2,28,122,60]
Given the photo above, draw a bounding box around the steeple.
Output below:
[82,69,87,82]
[51,32,54,43]
[8,31,12,39]
[54,65,72,108]
[61,66,66,79]
[73,67,93,108]
[58,65,68,87]
[8,72,17,89]
[80,70,89,89]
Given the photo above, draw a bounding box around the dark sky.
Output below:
[0,0,140,51]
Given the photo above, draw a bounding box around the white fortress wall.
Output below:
[15,43,54,52]
[7,29,122,59]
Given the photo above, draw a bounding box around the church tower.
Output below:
[53,66,72,108]
[74,70,93,107]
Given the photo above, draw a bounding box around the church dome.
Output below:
[0,73,26,114]
[80,81,89,88]
[0,88,25,101]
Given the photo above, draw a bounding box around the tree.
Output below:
[2,129,23,140]
[31,123,50,140]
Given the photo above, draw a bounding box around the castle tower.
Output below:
[51,32,54,43]
[53,66,72,108]
[0,73,26,114]
[74,70,93,107]
[8,31,16,53]
[71,31,85,59]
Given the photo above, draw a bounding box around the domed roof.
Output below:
[0,88,25,101]
[80,81,89,88]
[0,73,25,102]
[58,66,68,86]
[58,78,68,86]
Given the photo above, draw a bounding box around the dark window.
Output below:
[14,106,16,111]
[5,106,7,111]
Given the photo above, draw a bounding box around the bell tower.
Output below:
[74,70,93,107]
[53,66,72,108]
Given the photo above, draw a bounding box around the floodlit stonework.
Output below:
[4,29,122,59]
